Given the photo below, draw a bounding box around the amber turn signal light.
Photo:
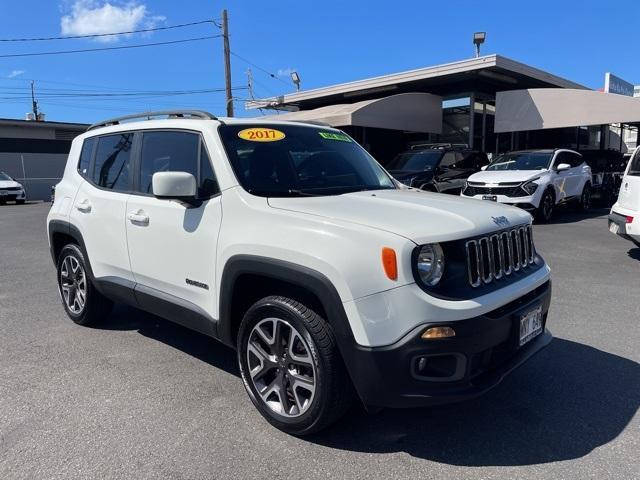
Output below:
[381,247,398,280]
[421,326,456,339]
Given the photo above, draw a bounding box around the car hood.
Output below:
[468,170,545,184]
[0,180,21,189]
[268,189,531,244]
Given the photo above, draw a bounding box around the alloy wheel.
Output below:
[246,317,317,418]
[59,255,87,314]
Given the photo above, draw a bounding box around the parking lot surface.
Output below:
[1,202,638,479]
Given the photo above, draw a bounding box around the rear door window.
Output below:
[92,133,133,191]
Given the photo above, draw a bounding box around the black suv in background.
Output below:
[579,149,628,206]
[387,144,489,194]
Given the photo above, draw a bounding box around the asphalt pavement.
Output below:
[0,202,638,479]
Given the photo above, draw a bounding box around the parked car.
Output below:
[608,147,640,247]
[387,144,489,194]
[579,149,627,206]
[0,171,26,204]
[47,111,552,435]
[462,149,592,222]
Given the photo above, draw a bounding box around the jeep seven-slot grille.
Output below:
[465,225,535,287]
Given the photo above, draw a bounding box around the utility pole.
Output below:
[222,9,233,117]
[246,68,254,99]
[30,80,39,120]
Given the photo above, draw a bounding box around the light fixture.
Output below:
[473,32,486,57]
[290,71,301,91]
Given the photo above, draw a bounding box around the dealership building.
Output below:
[250,54,640,165]
[0,118,88,201]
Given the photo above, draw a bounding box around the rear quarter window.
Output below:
[77,138,95,178]
[628,152,640,177]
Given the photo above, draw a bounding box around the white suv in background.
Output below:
[47,111,552,435]
[462,149,592,222]
[0,171,26,204]
[609,147,640,246]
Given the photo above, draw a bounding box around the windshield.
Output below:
[387,150,442,171]
[486,152,553,171]
[0,172,12,181]
[218,124,396,197]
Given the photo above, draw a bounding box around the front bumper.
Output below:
[463,193,538,211]
[0,189,25,201]
[341,280,552,409]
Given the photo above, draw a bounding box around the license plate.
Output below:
[519,306,543,347]
[609,222,620,234]
[482,195,497,202]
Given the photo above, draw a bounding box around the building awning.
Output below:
[495,88,640,133]
[261,92,442,133]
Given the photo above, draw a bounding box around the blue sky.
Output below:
[0,0,639,124]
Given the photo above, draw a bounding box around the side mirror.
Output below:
[481,165,488,171]
[152,171,199,206]
[556,163,571,172]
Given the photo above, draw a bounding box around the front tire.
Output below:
[237,296,353,435]
[56,244,112,326]
[535,189,555,223]
[16,199,25,205]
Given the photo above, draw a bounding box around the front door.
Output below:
[125,130,222,316]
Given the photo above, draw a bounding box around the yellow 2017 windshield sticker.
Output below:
[319,131,352,142]
[238,128,285,142]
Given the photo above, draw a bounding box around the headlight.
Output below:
[522,181,539,195]
[416,243,445,286]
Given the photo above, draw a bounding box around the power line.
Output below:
[0,35,220,59]
[230,51,290,86]
[0,20,216,42]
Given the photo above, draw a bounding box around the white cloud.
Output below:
[7,69,25,78]
[60,1,165,42]
[277,68,296,77]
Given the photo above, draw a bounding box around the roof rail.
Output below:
[88,110,220,131]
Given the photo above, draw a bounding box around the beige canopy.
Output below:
[262,92,442,133]
[495,88,640,133]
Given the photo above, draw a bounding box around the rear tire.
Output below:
[237,295,353,435]
[56,244,112,326]
[535,189,555,223]
[577,184,592,212]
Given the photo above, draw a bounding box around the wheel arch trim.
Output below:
[218,255,356,350]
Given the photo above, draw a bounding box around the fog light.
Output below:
[421,326,455,339]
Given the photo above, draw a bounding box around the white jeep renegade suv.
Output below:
[47,111,552,435]
[462,149,592,222]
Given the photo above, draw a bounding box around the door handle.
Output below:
[128,211,149,225]
[75,200,91,213]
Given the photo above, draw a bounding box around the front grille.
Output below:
[464,183,525,197]
[465,225,535,287]
[2,186,21,191]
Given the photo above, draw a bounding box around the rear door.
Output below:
[125,130,222,315]
[69,132,134,282]
[618,148,640,211]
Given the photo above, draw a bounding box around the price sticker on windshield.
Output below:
[319,131,352,142]
[238,128,285,142]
